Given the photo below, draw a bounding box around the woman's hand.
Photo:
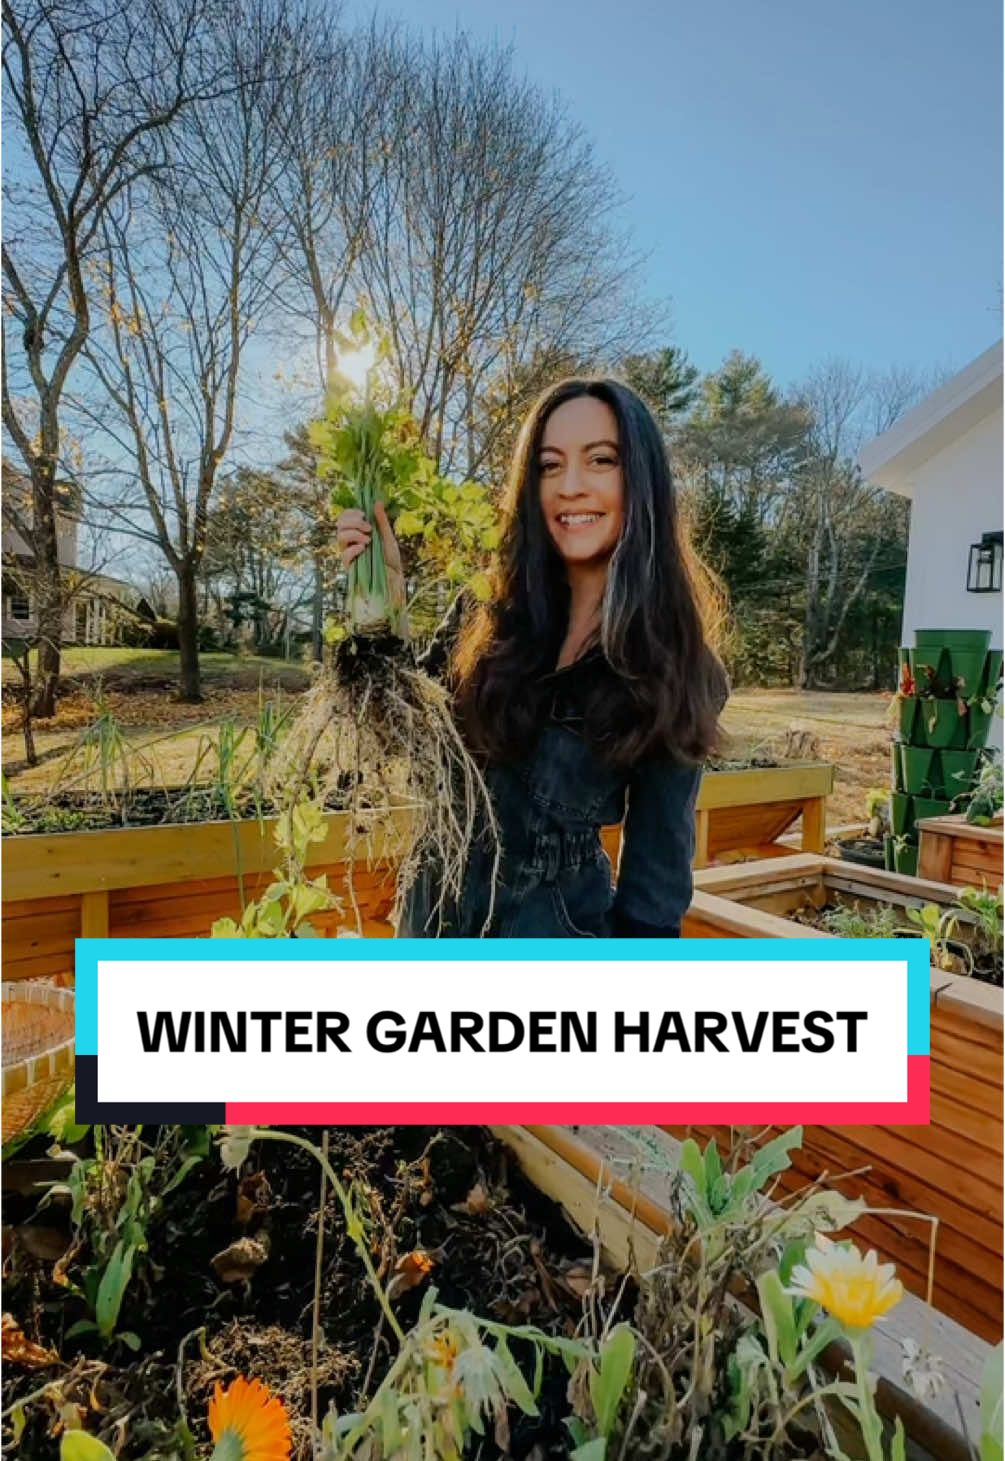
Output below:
[335,503,407,619]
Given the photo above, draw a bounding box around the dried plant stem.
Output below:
[310,1130,329,1455]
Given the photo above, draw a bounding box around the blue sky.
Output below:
[346,0,1002,391]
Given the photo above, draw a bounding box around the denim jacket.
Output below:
[398,600,707,940]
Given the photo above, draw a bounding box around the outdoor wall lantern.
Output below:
[966,530,1003,594]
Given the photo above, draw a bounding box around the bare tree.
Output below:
[1,0,225,713]
[80,0,293,699]
[352,33,657,479]
[786,358,927,686]
[271,9,407,394]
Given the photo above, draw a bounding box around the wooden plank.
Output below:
[109,878,393,932]
[929,1024,1003,1084]
[918,831,954,883]
[80,890,109,938]
[1,808,416,901]
[692,850,826,893]
[930,974,1003,1033]
[801,795,827,853]
[0,893,79,919]
[693,807,710,869]
[105,860,397,907]
[782,1127,1004,1259]
[951,854,1003,885]
[491,1124,662,1271]
[930,1059,1003,1120]
[0,950,75,981]
[933,999,1005,1051]
[915,815,1004,846]
[696,762,835,811]
[686,888,832,940]
[707,799,805,853]
[823,1125,1002,1225]
[859,1113,1004,1185]
[930,1087,1003,1153]
[0,909,82,953]
[497,1123,985,1459]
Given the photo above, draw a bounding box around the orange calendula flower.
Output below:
[427,1330,461,1370]
[208,1377,292,1461]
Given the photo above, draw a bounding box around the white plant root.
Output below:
[269,652,500,936]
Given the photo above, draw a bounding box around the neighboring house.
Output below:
[1,465,150,645]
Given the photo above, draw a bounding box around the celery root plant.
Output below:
[271,321,500,934]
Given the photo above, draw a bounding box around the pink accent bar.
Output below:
[227,1057,930,1127]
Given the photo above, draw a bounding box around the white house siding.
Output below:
[1,508,79,566]
[898,403,1003,641]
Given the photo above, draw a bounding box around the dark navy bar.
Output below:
[75,1056,225,1125]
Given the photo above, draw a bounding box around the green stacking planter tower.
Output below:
[887,628,1001,877]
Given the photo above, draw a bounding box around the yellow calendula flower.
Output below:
[208,1376,292,1461]
[787,1233,903,1330]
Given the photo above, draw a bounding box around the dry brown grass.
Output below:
[721,687,892,828]
[3,672,893,830]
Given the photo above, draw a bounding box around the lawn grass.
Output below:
[1,644,310,691]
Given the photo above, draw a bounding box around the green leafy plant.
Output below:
[324,1293,588,1459]
[269,316,500,937]
[679,1126,802,1233]
[954,884,1004,979]
[308,311,497,635]
[906,901,973,974]
[211,797,340,938]
[564,1325,638,1457]
[47,1125,214,1350]
[863,787,891,838]
[981,1341,1004,1461]
[821,902,902,939]
[964,757,1003,826]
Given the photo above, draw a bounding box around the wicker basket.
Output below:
[2,982,75,1142]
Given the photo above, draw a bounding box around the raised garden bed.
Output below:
[917,811,1004,887]
[5,1115,992,1459]
[4,761,837,981]
[495,1123,993,1461]
[1,810,409,983]
[603,758,835,868]
[2,1124,596,1459]
[684,853,1003,1342]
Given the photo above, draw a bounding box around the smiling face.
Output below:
[537,394,625,567]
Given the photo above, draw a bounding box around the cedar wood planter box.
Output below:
[916,811,1004,887]
[683,852,1003,1343]
[0,810,411,983]
[604,759,835,867]
[3,760,836,981]
[493,1123,992,1461]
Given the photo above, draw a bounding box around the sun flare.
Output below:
[337,338,377,393]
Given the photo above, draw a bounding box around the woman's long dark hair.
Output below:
[453,377,728,767]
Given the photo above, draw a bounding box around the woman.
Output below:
[337,377,729,938]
